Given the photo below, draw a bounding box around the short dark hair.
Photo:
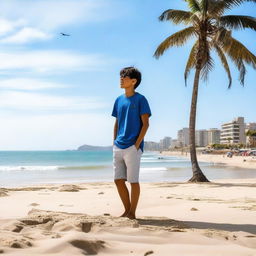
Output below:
[120,67,142,89]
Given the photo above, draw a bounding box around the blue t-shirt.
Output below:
[112,92,151,151]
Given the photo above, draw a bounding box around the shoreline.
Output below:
[161,151,256,170]
[0,180,255,255]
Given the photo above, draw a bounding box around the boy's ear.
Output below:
[132,78,137,86]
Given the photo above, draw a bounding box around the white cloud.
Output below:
[0,112,113,150]
[0,0,120,44]
[0,18,25,36]
[0,0,112,29]
[0,50,106,73]
[0,78,67,90]
[1,27,51,44]
[0,91,106,111]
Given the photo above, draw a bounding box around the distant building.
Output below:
[144,141,160,151]
[177,128,189,147]
[220,117,246,144]
[160,137,172,151]
[246,123,256,131]
[195,130,209,147]
[170,139,180,149]
[208,128,221,145]
[245,123,256,147]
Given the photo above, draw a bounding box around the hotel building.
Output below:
[220,117,246,144]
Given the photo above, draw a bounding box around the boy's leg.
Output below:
[113,146,130,216]
[123,145,142,219]
[114,179,130,217]
[127,182,140,219]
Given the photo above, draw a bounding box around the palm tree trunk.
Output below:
[188,68,209,182]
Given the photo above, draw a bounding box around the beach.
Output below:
[161,151,256,170]
[0,151,256,255]
[0,180,256,255]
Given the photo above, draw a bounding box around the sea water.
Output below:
[0,150,255,187]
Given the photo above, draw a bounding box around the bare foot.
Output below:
[126,212,136,220]
[120,211,129,217]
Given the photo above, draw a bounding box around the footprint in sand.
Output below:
[70,240,105,255]
[144,251,154,256]
[29,203,40,207]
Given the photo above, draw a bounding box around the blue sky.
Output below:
[0,0,255,150]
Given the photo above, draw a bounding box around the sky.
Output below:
[0,0,255,150]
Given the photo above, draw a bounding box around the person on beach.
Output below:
[112,67,151,219]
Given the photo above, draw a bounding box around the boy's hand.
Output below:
[135,143,140,150]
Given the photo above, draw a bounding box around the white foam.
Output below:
[141,159,189,163]
[0,166,60,171]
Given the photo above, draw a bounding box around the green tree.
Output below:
[154,0,256,182]
[246,130,256,147]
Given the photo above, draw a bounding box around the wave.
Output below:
[59,165,109,170]
[0,166,60,171]
[141,159,190,163]
[0,165,110,172]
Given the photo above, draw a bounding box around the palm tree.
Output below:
[154,0,256,182]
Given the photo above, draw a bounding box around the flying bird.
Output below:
[60,32,70,36]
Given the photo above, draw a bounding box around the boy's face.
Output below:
[120,76,137,89]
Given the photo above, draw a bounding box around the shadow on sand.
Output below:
[137,218,256,235]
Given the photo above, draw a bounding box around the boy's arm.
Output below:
[135,114,150,150]
[113,118,118,144]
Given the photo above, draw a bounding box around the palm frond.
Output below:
[185,0,201,13]
[154,27,196,58]
[213,27,232,44]
[209,0,256,14]
[184,41,199,85]
[216,32,251,85]
[200,0,209,16]
[214,44,232,88]
[208,0,227,16]
[201,46,214,81]
[235,58,247,85]
[222,36,256,69]
[159,9,198,25]
[220,15,256,31]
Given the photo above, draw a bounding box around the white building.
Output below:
[160,137,172,150]
[208,128,221,145]
[220,117,246,144]
[195,130,209,147]
[170,139,180,149]
[246,123,256,131]
[144,141,160,151]
[177,128,189,147]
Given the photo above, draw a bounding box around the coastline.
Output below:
[0,180,255,255]
[161,151,256,170]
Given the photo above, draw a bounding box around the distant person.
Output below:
[112,67,151,219]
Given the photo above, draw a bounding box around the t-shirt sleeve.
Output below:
[139,96,151,117]
[111,99,118,118]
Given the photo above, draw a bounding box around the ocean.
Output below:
[0,150,256,187]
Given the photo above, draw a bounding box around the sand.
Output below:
[0,180,255,255]
[162,151,256,170]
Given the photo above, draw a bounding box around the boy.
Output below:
[112,67,151,219]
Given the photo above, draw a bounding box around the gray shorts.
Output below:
[113,145,142,183]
